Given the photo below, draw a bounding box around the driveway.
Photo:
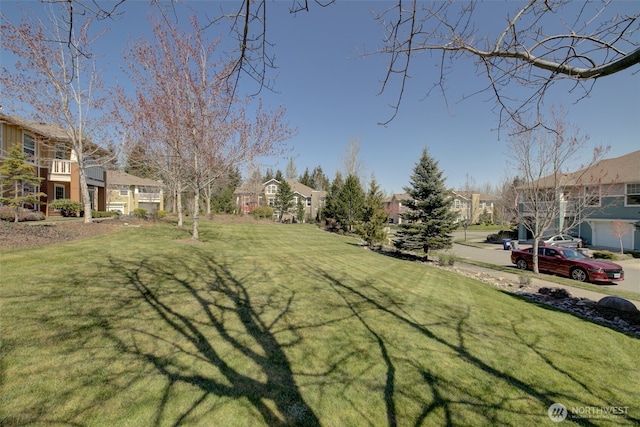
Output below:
[449,232,640,295]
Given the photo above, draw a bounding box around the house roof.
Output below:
[383,193,412,203]
[529,150,640,188]
[452,190,496,201]
[234,178,326,198]
[0,113,71,141]
[107,170,164,187]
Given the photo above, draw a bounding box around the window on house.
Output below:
[306,198,311,207]
[584,186,601,207]
[54,185,65,200]
[23,133,36,161]
[266,184,277,194]
[454,200,461,209]
[626,183,640,206]
[54,145,65,159]
[120,186,129,196]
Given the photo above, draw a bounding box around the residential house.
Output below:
[385,191,494,225]
[234,178,326,221]
[0,113,106,216]
[451,191,495,224]
[383,193,412,224]
[106,170,164,215]
[517,150,640,250]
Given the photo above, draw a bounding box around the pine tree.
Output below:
[0,144,46,222]
[394,148,457,259]
[322,172,343,224]
[299,167,313,188]
[310,165,329,191]
[273,180,294,221]
[356,177,389,246]
[338,174,365,232]
[295,198,305,223]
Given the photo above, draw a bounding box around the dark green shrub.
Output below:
[251,206,274,219]
[133,208,147,219]
[486,229,518,243]
[592,251,616,260]
[49,199,82,217]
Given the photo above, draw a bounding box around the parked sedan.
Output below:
[540,234,584,248]
[511,246,624,283]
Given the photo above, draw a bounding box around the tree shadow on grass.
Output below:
[310,267,607,427]
[96,251,323,426]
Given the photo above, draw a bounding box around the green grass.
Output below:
[1,221,639,426]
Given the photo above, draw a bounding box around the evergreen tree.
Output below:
[274,169,284,182]
[394,148,457,259]
[211,168,241,214]
[124,141,157,178]
[336,174,365,232]
[273,179,294,221]
[310,165,329,191]
[263,168,275,182]
[356,177,389,246]
[0,144,46,222]
[322,172,343,223]
[299,167,313,188]
[295,198,305,223]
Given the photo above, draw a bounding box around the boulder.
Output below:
[596,296,639,313]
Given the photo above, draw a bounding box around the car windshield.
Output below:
[561,249,587,259]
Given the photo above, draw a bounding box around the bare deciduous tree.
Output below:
[33,1,640,129]
[611,219,632,255]
[117,15,294,239]
[1,3,112,223]
[509,107,610,273]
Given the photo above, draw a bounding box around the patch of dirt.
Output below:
[0,218,138,250]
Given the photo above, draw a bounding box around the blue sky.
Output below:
[2,1,638,194]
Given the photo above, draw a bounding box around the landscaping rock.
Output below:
[597,296,639,313]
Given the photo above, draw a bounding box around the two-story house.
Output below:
[517,150,640,250]
[383,193,412,224]
[106,170,164,215]
[385,191,494,225]
[451,191,495,224]
[234,178,326,221]
[0,113,106,216]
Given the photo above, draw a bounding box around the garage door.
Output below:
[593,221,634,250]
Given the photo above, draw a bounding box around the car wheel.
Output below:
[516,259,528,270]
[570,267,588,282]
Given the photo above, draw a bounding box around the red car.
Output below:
[511,246,624,283]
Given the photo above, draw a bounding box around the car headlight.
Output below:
[587,267,603,273]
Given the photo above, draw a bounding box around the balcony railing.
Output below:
[48,160,72,182]
[85,166,105,182]
[138,192,162,203]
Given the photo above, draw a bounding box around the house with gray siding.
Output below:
[517,150,640,251]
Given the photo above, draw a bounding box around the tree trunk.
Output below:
[192,185,200,240]
[176,180,184,228]
[77,165,93,224]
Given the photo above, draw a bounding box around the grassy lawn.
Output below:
[1,221,639,426]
